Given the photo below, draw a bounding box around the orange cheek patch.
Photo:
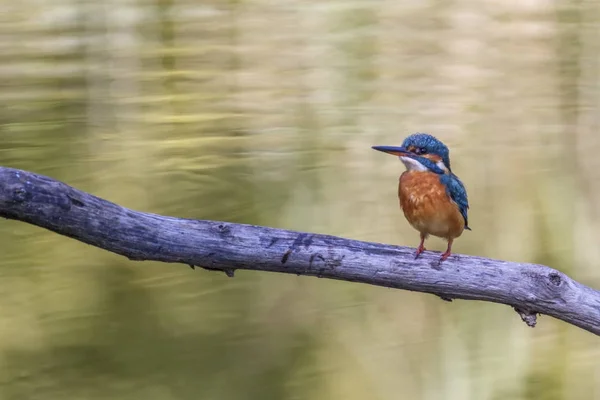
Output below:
[423,154,442,163]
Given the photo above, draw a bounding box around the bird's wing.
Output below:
[440,173,470,230]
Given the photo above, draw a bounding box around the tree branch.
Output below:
[1,166,599,335]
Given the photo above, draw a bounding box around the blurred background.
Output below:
[1,0,600,399]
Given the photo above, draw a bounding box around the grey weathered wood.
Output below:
[0,166,599,336]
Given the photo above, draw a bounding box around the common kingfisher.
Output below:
[372,133,470,262]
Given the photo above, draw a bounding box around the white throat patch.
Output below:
[399,156,450,173]
[399,156,428,172]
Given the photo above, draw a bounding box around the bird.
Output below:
[372,133,470,262]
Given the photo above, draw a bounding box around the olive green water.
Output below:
[1,1,600,399]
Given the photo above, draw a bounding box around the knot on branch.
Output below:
[548,272,562,286]
[12,187,29,203]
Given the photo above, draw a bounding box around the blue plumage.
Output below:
[401,133,451,170]
[440,173,470,230]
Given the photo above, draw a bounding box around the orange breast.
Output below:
[398,171,465,239]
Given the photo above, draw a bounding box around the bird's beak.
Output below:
[371,145,410,157]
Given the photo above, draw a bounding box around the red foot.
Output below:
[415,236,426,259]
[439,239,454,262]
[439,251,451,262]
[415,245,426,259]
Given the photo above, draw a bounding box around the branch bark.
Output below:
[1,166,599,335]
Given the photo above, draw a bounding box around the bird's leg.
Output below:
[415,233,427,259]
[440,239,453,262]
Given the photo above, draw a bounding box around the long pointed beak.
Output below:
[371,145,410,157]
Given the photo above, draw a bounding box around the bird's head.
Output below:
[372,133,451,174]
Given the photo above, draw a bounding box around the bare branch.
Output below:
[1,166,599,335]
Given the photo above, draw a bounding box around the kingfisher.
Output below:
[372,133,470,262]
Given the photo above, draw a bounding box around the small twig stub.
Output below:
[514,307,538,328]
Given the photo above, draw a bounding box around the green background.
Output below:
[0,1,597,399]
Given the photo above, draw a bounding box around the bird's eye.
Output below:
[414,147,427,155]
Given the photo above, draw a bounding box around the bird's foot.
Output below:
[415,244,426,259]
[439,250,451,262]
[438,239,454,263]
